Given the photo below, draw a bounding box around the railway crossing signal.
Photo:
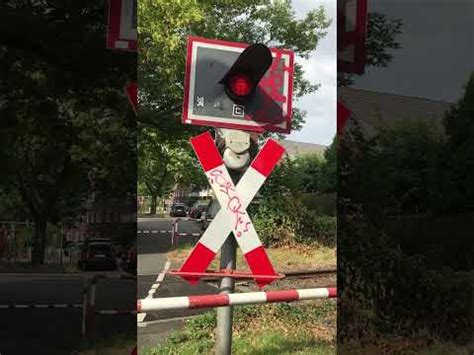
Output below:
[182,37,294,133]
[178,36,295,352]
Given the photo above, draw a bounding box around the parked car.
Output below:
[201,199,220,230]
[79,238,116,270]
[189,201,209,219]
[170,203,187,217]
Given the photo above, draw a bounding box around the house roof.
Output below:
[279,139,327,158]
[338,87,453,132]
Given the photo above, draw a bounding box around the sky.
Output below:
[354,0,474,103]
[287,0,337,146]
[287,0,474,146]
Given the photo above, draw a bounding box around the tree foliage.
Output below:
[338,12,403,87]
[435,73,474,213]
[259,137,337,198]
[0,1,136,262]
[138,128,207,213]
[337,73,474,342]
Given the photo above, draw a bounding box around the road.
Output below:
[137,217,219,348]
[0,270,135,354]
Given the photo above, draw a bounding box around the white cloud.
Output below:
[287,0,336,145]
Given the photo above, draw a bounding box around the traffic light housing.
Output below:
[182,36,294,134]
[219,44,273,103]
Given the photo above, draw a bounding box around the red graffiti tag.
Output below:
[209,169,249,237]
[252,52,293,125]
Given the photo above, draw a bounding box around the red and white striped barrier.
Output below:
[137,287,336,312]
[171,218,203,246]
[177,232,201,237]
[84,274,136,340]
[178,132,285,287]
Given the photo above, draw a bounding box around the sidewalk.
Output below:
[0,261,69,274]
[138,213,168,218]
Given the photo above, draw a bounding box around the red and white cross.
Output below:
[177,131,285,288]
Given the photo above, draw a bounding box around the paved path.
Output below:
[137,217,219,350]
[0,273,135,354]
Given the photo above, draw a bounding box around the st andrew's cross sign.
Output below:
[175,132,286,288]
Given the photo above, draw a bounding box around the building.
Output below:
[65,195,136,244]
[279,139,327,159]
[338,87,453,136]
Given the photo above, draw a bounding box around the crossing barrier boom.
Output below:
[137,287,336,312]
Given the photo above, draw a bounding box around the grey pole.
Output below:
[216,235,237,355]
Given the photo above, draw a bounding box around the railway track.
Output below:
[198,267,337,284]
[281,267,336,278]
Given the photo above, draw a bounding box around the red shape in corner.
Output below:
[337,101,352,135]
[126,82,137,114]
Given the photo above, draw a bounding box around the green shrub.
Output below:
[251,196,336,247]
[338,221,473,343]
[300,192,336,216]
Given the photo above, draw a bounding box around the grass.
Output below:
[169,243,336,271]
[141,299,337,354]
[138,213,167,218]
[338,339,468,354]
[160,240,337,353]
[78,334,135,355]
[74,332,137,355]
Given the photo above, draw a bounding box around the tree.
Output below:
[138,130,174,215]
[320,137,337,192]
[139,0,330,131]
[435,72,474,213]
[338,12,403,87]
[138,0,331,200]
[138,128,208,214]
[0,1,135,263]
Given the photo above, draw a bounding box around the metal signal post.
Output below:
[216,128,251,355]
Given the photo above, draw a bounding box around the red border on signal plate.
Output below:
[338,0,368,74]
[106,0,137,52]
[182,36,294,134]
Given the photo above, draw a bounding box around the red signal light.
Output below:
[219,43,272,103]
[229,74,253,97]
